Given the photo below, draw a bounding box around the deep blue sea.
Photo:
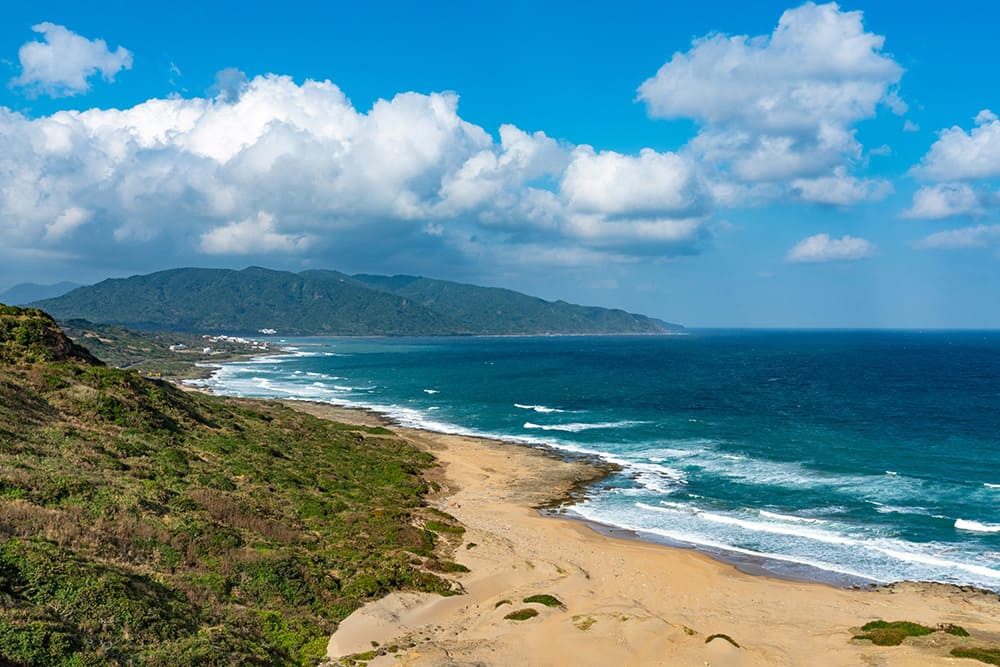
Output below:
[191,331,1000,590]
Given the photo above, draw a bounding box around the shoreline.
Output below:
[185,339,993,596]
[274,398,960,595]
[289,400,1000,666]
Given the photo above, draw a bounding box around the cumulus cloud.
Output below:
[786,233,877,262]
[911,109,1000,181]
[11,22,132,97]
[200,212,314,254]
[638,2,902,200]
[561,147,709,217]
[791,167,892,205]
[915,224,1000,250]
[0,73,711,274]
[901,183,985,219]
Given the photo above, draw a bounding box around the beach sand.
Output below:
[284,402,1000,666]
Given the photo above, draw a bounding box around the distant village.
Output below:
[168,334,273,355]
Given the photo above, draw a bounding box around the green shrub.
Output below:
[951,647,1000,665]
[941,623,971,637]
[854,620,934,646]
[523,594,563,608]
[504,609,539,621]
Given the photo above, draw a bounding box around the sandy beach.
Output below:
[279,402,1000,666]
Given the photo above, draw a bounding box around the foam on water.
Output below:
[515,403,566,413]
[523,420,648,432]
[758,510,824,524]
[956,519,1000,534]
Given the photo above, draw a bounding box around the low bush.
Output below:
[853,620,934,646]
[951,647,1000,665]
[523,594,563,608]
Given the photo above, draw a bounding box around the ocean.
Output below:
[190,331,1000,591]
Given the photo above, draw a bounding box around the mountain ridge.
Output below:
[0,281,81,305]
[30,267,680,336]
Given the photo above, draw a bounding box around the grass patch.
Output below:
[523,594,563,608]
[942,623,971,637]
[853,620,935,646]
[504,609,539,622]
[424,520,465,534]
[340,649,378,666]
[952,647,1000,665]
[494,599,511,608]
[428,559,470,573]
[573,615,596,631]
[705,633,740,648]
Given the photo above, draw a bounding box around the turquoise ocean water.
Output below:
[191,331,1000,590]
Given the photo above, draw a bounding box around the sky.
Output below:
[1,1,999,328]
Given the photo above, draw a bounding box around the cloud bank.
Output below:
[0,74,712,272]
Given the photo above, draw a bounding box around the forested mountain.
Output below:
[31,267,678,335]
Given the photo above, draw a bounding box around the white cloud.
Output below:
[561,147,709,217]
[914,224,1000,250]
[11,23,132,97]
[639,3,902,131]
[200,212,314,254]
[555,147,712,250]
[791,167,892,205]
[911,109,1000,181]
[0,73,711,272]
[786,233,877,262]
[638,2,902,197]
[903,120,920,133]
[901,183,983,219]
[44,206,91,241]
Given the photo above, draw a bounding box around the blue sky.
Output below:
[1,1,998,327]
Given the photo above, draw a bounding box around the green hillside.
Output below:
[0,305,464,665]
[348,272,680,334]
[32,267,676,336]
[58,319,272,379]
[32,267,461,336]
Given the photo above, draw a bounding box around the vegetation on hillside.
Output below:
[32,266,675,336]
[347,272,679,334]
[0,306,463,665]
[59,319,268,379]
